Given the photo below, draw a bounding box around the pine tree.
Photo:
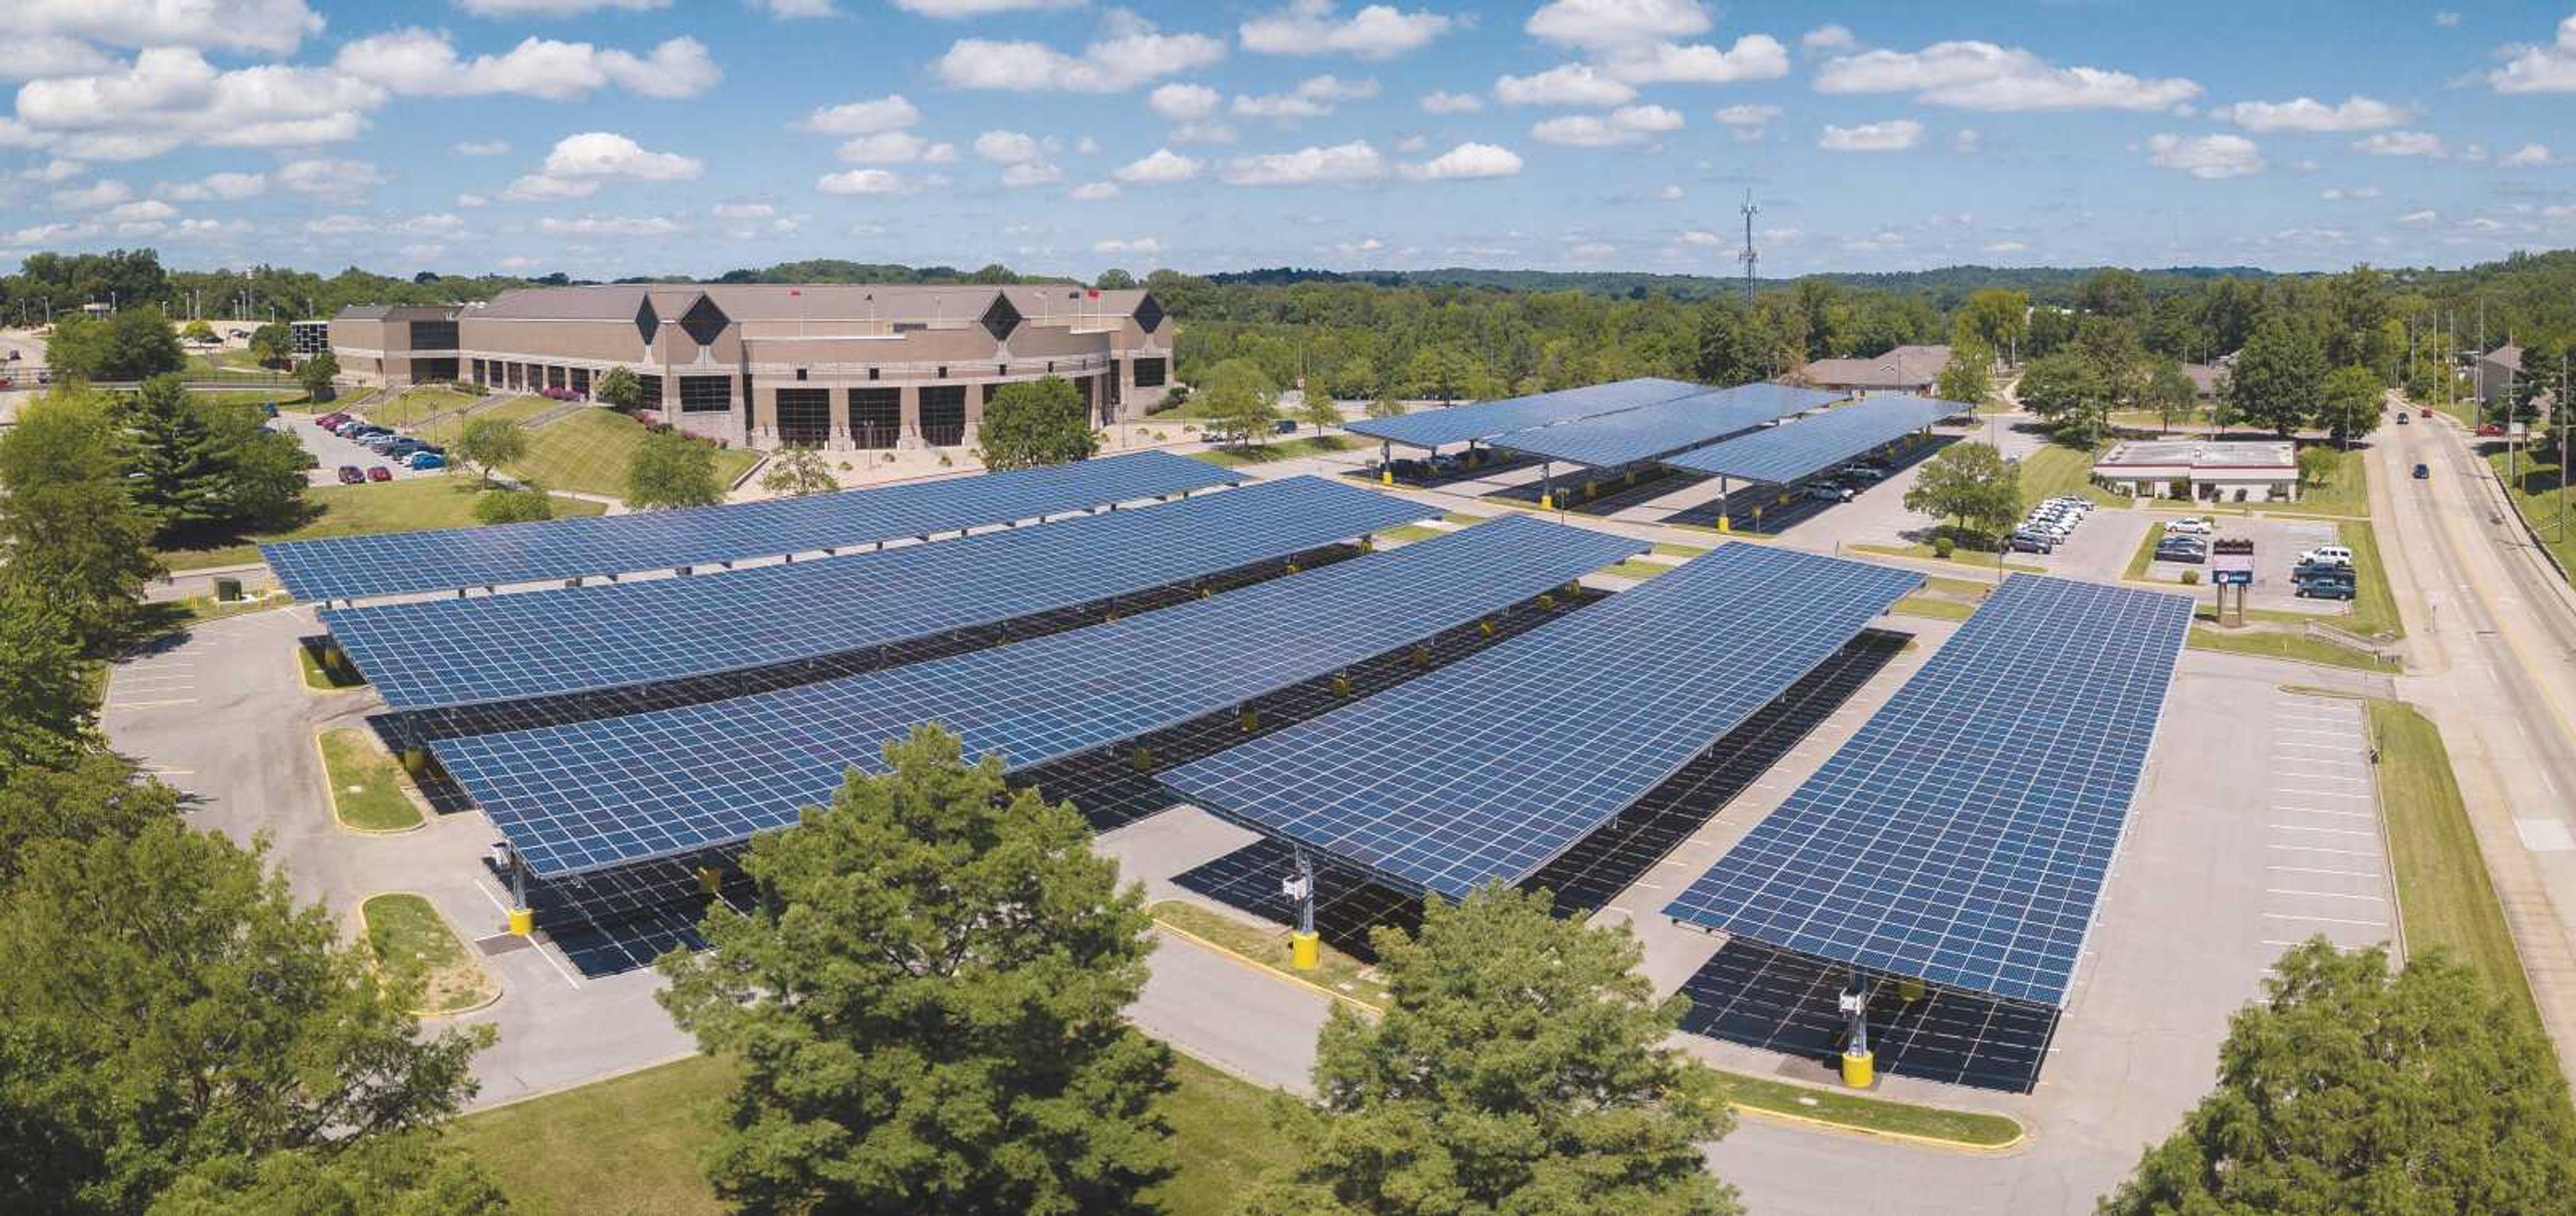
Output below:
[115,375,230,530]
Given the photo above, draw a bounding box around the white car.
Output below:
[2298,545,2354,567]
[2164,517,2214,536]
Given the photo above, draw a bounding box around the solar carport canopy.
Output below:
[1489,383,1846,470]
[436,517,1646,877]
[1342,377,1706,451]
[262,450,1239,602]
[1663,393,1962,485]
[324,476,1434,712]
[1660,576,2194,1007]
[1161,545,1922,899]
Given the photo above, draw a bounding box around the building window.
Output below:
[470,359,487,386]
[980,295,1022,342]
[639,374,662,408]
[1134,295,1164,334]
[678,297,729,346]
[996,364,1006,376]
[408,319,458,350]
[936,366,947,379]
[776,388,831,446]
[795,367,808,381]
[678,375,731,413]
[849,388,900,448]
[570,367,590,397]
[1132,357,1167,388]
[547,365,568,391]
[868,367,880,381]
[920,385,967,447]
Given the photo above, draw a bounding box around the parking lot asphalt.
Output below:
[2134,513,2352,615]
[286,415,442,485]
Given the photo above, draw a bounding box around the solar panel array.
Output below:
[435,517,1647,876]
[1162,545,1921,899]
[1342,377,1706,451]
[1661,575,2194,1007]
[1662,393,1962,485]
[264,450,1240,602]
[1489,384,1847,469]
[324,476,1435,711]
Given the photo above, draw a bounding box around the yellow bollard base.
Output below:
[1291,930,1321,971]
[1536,493,1552,510]
[1840,1049,1875,1088]
[1898,976,1926,1003]
[697,866,721,897]
[1379,470,1393,485]
[508,907,534,937]
[1718,516,1732,535]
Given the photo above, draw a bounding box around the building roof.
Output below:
[2094,439,2295,472]
[463,283,1152,327]
[2483,344,2523,371]
[1793,344,1950,389]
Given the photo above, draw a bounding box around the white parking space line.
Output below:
[2268,865,2383,878]
[2265,889,2387,902]
[2275,807,2375,819]
[2263,912,2389,928]
[2277,788,2371,799]
[2271,824,2379,838]
[2269,843,2383,858]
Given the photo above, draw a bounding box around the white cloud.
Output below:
[1568,240,1617,259]
[453,140,511,156]
[1679,230,1723,246]
[456,0,668,14]
[839,132,948,163]
[797,95,920,134]
[2319,185,2381,200]
[1493,63,1636,107]
[456,193,490,207]
[53,179,136,211]
[1801,24,1854,53]
[13,48,383,161]
[751,0,839,16]
[2212,95,2409,132]
[816,168,909,194]
[1982,240,2027,254]
[712,202,775,219]
[896,0,1083,15]
[1532,103,1684,147]
[2353,130,2446,156]
[938,15,1227,93]
[1398,142,1522,180]
[1952,127,1982,154]
[1070,181,1122,201]
[504,174,598,201]
[1816,40,2200,111]
[278,158,386,204]
[2144,132,2265,179]
[2504,142,2553,166]
[2435,11,2461,26]
[1656,183,1683,200]
[303,214,372,236]
[22,160,88,183]
[0,38,121,82]
[2491,15,2576,92]
[1817,119,1923,152]
[1240,1,1454,59]
[1172,123,1238,144]
[1222,140,1387,185]
[1115,148,1202,183]
[1419,90,1484,113]
[159,171,265,201]
[538,214,684,237]
[1297,74,1380,100]
[1525,0,1709,51]
[1713,103,1779,126]
[7,221,102,245]
[14,0,322,55]
[1235,93,1332,120]
[1598,36,1788,85]
[2399,208,2438,226]
[1150,83,1224,121]
[975,130,1046,162]
[1093,236,1163,254]
[542,132,702,181]
[336,29,720,101]
[1000,161,1063,187]
[396,212,465,235]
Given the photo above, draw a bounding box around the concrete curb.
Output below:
[313,729,427,836]
[356,893,504,1019]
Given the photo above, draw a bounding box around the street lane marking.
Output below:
[106,698,197,709]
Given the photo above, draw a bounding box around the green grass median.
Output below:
[360,893,496,1015]
[317,727,423,832]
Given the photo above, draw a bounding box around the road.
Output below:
[2375,407,2576,1081]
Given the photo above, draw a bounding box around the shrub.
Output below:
[2181,569,2201,585]
[2167,478,2190,499]
[2233,487,2248,502]
[1933,536,1955,558]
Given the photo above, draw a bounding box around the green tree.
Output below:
[247,322,292,370]
[193,398,307,529]
[1934,340,1994,407]
[657,725,1175,1216]
[2100,941,2576,1216]
[0,587,99,777]
[2296,445,2341,492]
[2079,267,2149,317]
[470,485,555,525]
[1094,268,1138,291]
[1201,358,1280,446]
[592,366,640,411]
[450,417,527,487]
[1405,344,1475,405]
[2316,365,2383,444]
[2017,351,2113,446]
[178,319,215,344]
[1364,392,1405,419]
[625,430,723,509]
[0,391,162,652]
[1298,386,1342,438]
[296,349,339,403]
[757,446,838,496]
[2226,317,2327,437]
[2145,359,2198,434]
[114,375,228,529]
[0,751,181,884]
[1954,288,2030,358]
[1694,301,1766,386]
[1246,884,1737,1216]
[1903,440,2023,542]
[146,1134,516,1216]
[47,307,186,381]
[975,376,1098,470]
[0,821,488,1215]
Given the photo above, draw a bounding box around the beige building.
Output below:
[1790,344,1950,393]
[2091,439,2298,502]
[328,283,1177,450]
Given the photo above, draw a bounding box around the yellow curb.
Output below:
[313,729,427,836]
[1151,913,2027,1155]
[355,893,502,1019]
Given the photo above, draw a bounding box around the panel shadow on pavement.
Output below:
[1167,627,1912,962]
[1676,938,2061,1094]
[498,848,753,978]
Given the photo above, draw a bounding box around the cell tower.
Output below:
[1738,191,1759,306]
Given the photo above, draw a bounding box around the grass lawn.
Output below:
[189,388,307,408]
[316,727,423,832]
[1652,541,1709,558]
[1378,523,1448,544]
[480,407,761,499]
[1921,575,1994,599]
[2363,699,2551,1041]
[2339,520,2403,640]
[156,478,608,571]
[2485,448,2576,588]
[1891,595,1976,621]
[298,643,366,690]
[2290,446,2371,517]
[1848,542,2043,574]
[2186,625,2398,673]
[360,893,496,1015]
[1150,899,1387,1008]
[1601,558,1674,580]
[451,1050,1291,1216]
[1717,1072,2021,1148]
[368,386,480,428]
[1189,435,1358,468]
[418,394,556,444]
[2017,442,2125,507]
[2124,522,2171,581]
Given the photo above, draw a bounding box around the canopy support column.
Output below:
[1838,976,1874,1087]
[1717,475,1731,534]
[1285,848,1320,970]
[504,848,533,937]
[1380,439,1393,485]
[1538,461,1556,511]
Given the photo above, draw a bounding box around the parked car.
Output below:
[2413,463,2430,480]
[2299,545,2355,568]
[2007,529,2055,554]
[1273,418,1299,435]
[2477,423,2505,437]
[2156,546,2208,565]
[1841,464,1888,483]
[2164,517,2214,536]
[335,465,365,485]
[2396,412,2410,425]
[2420,407,2432,419]
[407,451,447,470]
[2295,575,2357,601]
[366,465,392,483]
[1806,484,1854,503]
[315,412,349,429]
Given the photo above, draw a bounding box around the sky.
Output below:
[4,0,2576,283]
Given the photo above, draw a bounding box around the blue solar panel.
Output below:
[1660,575,2194,1007]
[435,517,1647,876]
[263,451,1240,602]
[1343,378,1706,450]
[1161,545,1921,898]
[324,477,1436,711]
[1489,384,1847,469]
[1663,393,1962,485]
